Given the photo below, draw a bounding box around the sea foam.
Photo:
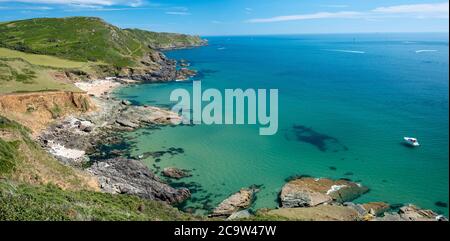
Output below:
[324,49,366,54]
[415,49,437,53]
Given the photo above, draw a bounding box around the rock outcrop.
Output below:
[176,68,197,81]
[88,158,190,204]
[374,204,448,221]
[267,204,362,221]
[210,187,259,217]
[38,96,181,165]
[280,177,369,208]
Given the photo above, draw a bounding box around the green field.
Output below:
[0,47,87,68]
[0,58,80,94]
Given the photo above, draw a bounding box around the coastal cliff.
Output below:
[0,17,205,220]
[0,91,93,134]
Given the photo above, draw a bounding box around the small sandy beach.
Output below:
[75,78,136,97]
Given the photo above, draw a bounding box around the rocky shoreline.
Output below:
[33,51,447,221]
[36,77,449,220]
[210,177,448,221]
[37,76,192,204]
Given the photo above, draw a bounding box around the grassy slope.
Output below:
[0,116,200,221]
[0,17,141,67]
[0,180,199,221]
[0,58,81,94]
[0,116,95,190]
[0,47,87,68]
[125,28,205,49]
[0,17,205,94]
[0,17,205,68]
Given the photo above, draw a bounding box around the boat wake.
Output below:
[324,49,366,54]
[415,49,437,53]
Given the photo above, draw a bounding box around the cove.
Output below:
[115,33,449,216]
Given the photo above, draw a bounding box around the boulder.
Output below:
[210,187,259,217]
[280,177,368,208]
[121,99,132,106]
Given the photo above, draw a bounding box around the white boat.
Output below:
[404,137,420,147]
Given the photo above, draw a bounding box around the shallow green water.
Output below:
[115,33,449,215]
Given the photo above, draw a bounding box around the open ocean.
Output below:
[115,33,449,215]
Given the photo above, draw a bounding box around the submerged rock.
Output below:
[162,167,191,179]
[210,187,259,217]
[280,177,368,208]
[176,68,197,81]
[88,158,190,204]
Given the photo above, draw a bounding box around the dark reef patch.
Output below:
[195,69,219,79]
[344,172,354,176]
[136,147,185,160]
[329,166,337,171]
[289,125,348,152]
[339,177,352,182]
[284,174,311,182]
[390,203,404,210]
[435,201,448,208]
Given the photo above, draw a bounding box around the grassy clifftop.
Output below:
[0,180,199,221]
[125,28,206,50]
[0,17,206,68]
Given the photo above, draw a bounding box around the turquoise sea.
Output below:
[115,33,449,215]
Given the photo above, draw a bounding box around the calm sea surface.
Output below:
[115,33,449,215]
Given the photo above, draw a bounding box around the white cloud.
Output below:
[248,2,449,23]
[247,11,361,23]
[372,2,449,14]
[0,0,143,7]
[165,11,191,16]
[0,5,53,10]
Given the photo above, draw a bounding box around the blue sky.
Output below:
[0,0,448,35]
